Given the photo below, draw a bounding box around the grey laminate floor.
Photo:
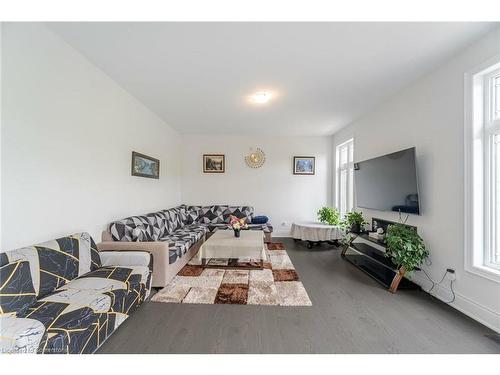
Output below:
[98,238,499,354]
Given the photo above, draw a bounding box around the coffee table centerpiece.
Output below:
[229,215,248,237]
[197,230,266,268]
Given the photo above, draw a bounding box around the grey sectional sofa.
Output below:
[98,205,273,287]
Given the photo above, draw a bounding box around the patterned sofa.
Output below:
[0,233,152,354]
[98,205,273,287]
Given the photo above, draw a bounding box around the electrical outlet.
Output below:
[446,268,456,281]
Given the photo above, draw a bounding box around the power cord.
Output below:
[419,268,456,303]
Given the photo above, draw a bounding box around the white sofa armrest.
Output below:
[99,251,151,268]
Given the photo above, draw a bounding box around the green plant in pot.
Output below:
[342,211,367,233]
[385,223,429,276]
[317,207,341,226]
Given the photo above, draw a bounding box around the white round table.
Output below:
[290,221,344,248]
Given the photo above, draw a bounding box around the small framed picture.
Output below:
[293,156,315,175]
[132,151,160,179]
[203,154,225,173]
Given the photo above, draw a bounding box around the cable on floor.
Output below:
[418,268,455,304]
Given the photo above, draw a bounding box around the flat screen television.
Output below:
[354,147,420,215]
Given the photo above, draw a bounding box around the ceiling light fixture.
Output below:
[250,91,272,104]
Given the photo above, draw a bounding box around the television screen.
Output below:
[354,147,420,215]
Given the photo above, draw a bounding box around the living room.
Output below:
[1,0,499,371]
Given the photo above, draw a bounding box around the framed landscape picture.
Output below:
[131,151,160,179]
[203,154,225,173]
[293,156,315,175]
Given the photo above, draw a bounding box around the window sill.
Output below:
[466,264,500,284]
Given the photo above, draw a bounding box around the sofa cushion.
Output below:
[198,205,227,224]
[14,264,151,354]
[247,223,273,233]
[161,224,208,264]
[144,211,168,240]
[0,233,101,300]
[184,205,202,224]
[0,260,37,317]
[17,299,99,354]
[109,215,154,242]
[223,206,254,223]
[161,207,185,234]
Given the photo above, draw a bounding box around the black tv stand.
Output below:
[341,226,420,293]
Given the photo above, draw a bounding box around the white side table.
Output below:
[291,221,344,248]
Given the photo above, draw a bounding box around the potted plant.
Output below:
[317,207,341,226]
[342,211,367,234]
[384,223,429,291]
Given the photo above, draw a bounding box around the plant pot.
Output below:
[351,223,361,233]
[234,229,240,238]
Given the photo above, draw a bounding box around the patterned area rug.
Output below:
[151,243,312,306]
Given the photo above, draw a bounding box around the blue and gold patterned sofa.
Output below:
[98,205,272,287]
[0,233,151,354]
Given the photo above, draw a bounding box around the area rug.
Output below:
[151,243,312,306]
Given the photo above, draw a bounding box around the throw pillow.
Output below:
[252,216,268,224]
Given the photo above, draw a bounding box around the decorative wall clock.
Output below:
[245,147,266,168]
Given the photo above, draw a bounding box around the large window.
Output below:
[485,69,500,269]
[335,138,354,217]
[465,57,500,282]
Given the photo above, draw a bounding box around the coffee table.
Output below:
[196,230,266,268]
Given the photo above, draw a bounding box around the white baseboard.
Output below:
[410,273,500,333]
[272,228,292,237]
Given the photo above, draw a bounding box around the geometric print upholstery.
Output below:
[107,204,271,266]
[109,215,153,242]
[0,260,37,317]
[160,224,208,264]
[186,205,254,224]
[0,232,101,299]
[197,205,226,224]
[0,233,152,354]
[183,205,202,224]
[223,206,254,223]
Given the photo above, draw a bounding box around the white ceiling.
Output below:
[48,22,497,136]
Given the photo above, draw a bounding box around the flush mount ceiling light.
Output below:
[249,91,273,104]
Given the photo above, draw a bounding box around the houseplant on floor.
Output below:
[317,207,341,226]
[385,223,429,292]
[341,211,367,234]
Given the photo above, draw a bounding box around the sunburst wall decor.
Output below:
[245,147,266,168]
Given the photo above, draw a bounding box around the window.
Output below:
[485,69,500,269]
[465,56,500,282]
[335,138,354,217]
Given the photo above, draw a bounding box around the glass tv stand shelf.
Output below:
[341,233,419,293]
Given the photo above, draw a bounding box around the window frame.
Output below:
[335,138,354,217]
[464,54,500,283]
[484,68,500,270]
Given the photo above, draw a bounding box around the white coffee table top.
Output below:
[291,221,343,241]
[197,230,266,260]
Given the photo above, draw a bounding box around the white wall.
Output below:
[333,27,500,332]
[181,134,332,236]
[1,23,182,250]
